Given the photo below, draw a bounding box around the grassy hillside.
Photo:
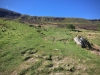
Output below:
[0,18,100,75]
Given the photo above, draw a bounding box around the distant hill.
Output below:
[0,8,100,25]
[0,8,21,18]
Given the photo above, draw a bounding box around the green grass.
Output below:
[0,18,100,75]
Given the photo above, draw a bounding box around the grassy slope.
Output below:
[0,18,100,75]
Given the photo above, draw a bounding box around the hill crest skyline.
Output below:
[0,8,100,20]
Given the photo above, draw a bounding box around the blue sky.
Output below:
[0,0,100,19]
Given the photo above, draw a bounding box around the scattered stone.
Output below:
[40,45,45,48]
[83,68,86,71]
[78,59,81,62]
[54,49,59,51]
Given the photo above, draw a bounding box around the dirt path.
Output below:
[90,44,100,56]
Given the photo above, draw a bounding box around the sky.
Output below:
[0,0,100,19]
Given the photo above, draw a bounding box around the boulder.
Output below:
[74,36,92,49]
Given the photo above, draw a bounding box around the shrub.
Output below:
[66,24,75,31]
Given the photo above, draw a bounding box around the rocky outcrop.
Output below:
[74,36,92,49]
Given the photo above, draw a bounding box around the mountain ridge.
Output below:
[0,8,100,24]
